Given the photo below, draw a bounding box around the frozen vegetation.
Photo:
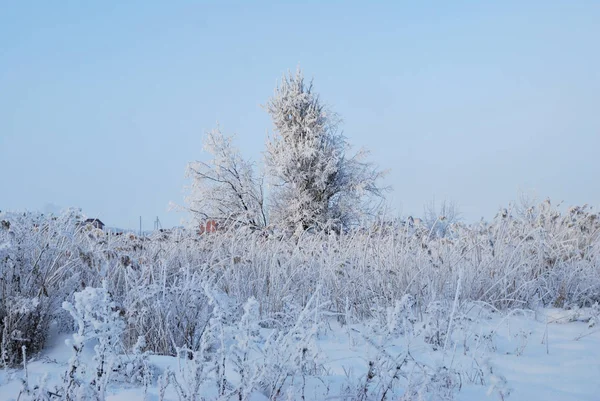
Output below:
[1,199,600,400]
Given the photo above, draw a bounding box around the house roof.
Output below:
[84,218,105,226]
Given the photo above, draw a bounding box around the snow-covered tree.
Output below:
[422,199,462,238]
[265,68,386,234]
[185,127,267,230]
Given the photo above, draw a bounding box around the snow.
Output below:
[461,310,600,401]
[2,308,599,400]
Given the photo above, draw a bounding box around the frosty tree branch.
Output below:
[185,128,267,230]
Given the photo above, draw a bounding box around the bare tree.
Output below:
[185,128,267,230]
[423,198,461,238]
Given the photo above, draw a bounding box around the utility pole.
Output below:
[139,216,142,237]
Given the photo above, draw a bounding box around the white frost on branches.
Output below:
[265,68,386,234]
[185,128,267,230]
[183,68,385,236]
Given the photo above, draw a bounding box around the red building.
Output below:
[198,219,218,234]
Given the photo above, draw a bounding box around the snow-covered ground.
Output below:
[2,307,599,401]
[2,207,599,400]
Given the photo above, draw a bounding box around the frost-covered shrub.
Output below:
[158,290,325,401]
[112,336,154,388]
[423,301,450,350]
[1,296,43,368]
[258,291,325,399]
[386,295,417,337]
[61,283,133,400]
[425,366,462,400]
[588,302,600,328]
[121,270,213,356]
[229,297,262,400]
[0,209,88,367]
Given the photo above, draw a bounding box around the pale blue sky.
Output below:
[1,1,599,229]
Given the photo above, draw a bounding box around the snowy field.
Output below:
[1,202,600,400]
[1,307,599,400]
